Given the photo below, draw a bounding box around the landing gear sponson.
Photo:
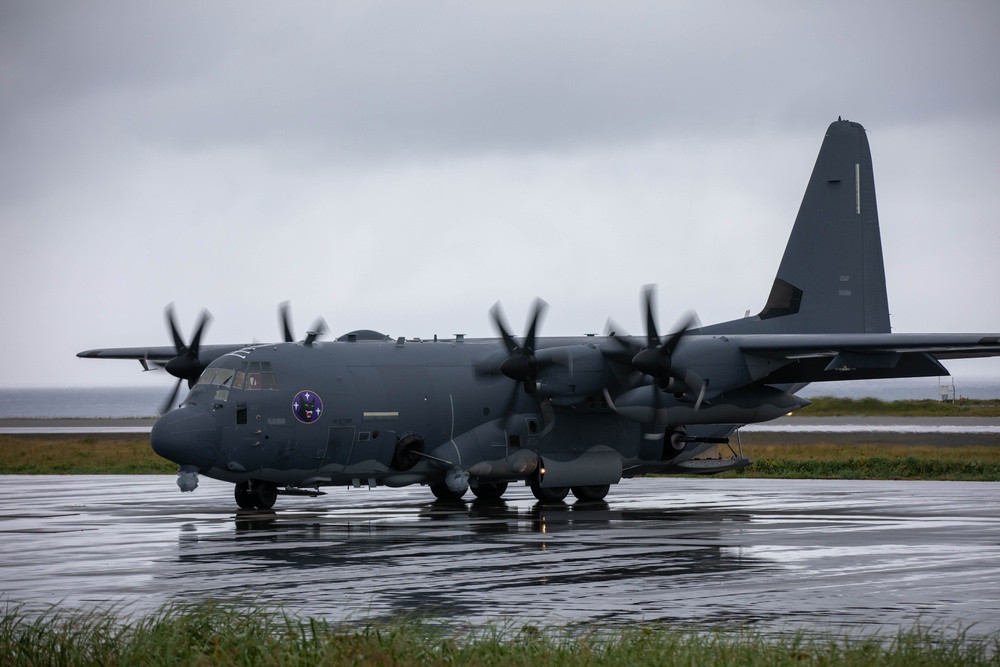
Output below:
[430,480,609,503]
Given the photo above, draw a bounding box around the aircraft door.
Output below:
[347,419,398,471]
[230,401,294,472]
[317,425,356,472]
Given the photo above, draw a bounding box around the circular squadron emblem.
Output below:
[292,390,323,424]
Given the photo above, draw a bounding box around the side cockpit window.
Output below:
[195,365,240,402]
[196,366,235,387]
[196,368,218,386]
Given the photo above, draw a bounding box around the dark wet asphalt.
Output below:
[1,475,998,633]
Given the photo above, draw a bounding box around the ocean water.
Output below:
[0,386,167,419]
[1,377,998,419]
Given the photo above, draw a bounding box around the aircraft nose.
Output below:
[150,406,221,471]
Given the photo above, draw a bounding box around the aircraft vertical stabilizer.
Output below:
[705,119,891,335]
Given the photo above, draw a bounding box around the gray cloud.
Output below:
[1,1,998,387]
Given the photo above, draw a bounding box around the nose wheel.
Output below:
[234,480,278,509]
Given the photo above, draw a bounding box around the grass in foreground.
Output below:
[2,601,997,667]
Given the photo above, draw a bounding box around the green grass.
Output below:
[796,397,1000,417]
[0,436,174,474]
[729,456,1000,481]
[715,442,1000,481]
[2,601,997,667]
[2,434,999,480]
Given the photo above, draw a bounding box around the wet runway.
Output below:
[1,475,999,634]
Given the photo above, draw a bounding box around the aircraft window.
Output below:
[197,368,219,385]
[231,370,246,390]
[260,362,278,390]
[243,362,260,390]
[215,368,235,387]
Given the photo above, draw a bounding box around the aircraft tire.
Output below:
[429,482,466,501]
[571,484,610,502]
[529,481,569,503]
[234,481,256,509]
[250,481,278,510]
[471,481,508,500]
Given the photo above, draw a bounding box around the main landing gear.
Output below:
[431,479,611,503]
[429,481,511,501]
[529,480,610,503]
[234,480,278,510]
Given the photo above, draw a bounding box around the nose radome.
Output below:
[150,406,221,471]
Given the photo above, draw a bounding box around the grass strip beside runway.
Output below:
[721,438,1000,481]
[0,434,174,474]
[795,397,1000,417]
[2,601,997,667]
[0,433,999,479]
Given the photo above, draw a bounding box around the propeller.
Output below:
[278,301,327,346]
[160,304,212,415]
[492,299,547,395]
[477,299,555,434]
[608,285,707,411]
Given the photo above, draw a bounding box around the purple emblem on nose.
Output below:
[292,390,323,424]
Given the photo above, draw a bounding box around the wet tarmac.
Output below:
[1,475,999,634]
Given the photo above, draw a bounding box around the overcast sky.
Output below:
[2,1,998,389]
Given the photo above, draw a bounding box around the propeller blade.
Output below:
[489,302,519,354]
[683,368,707,410]
[165,303,186,353]
[159,378,182,416]
[279,301,294,342]
[663,311,698,355]
[642,284,660,348]
[187,310,211,355]
[523,298,547,351]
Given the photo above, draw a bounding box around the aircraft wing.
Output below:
[76,344,249,370]
[735,333,1000,383]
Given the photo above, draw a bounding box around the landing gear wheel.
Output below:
[471,481,508,500]
[235,480,278,510]
[571,484,610,502]
[234,481,256,509]
[250,481,278,510]
[530,481,569,503]
[430,482,466,501]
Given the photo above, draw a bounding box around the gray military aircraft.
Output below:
[79,119,1000,509]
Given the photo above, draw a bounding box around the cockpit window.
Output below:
[215,368,235,387]
[196,367,219,385]
[231,361,279,390]
[196,366,238,387]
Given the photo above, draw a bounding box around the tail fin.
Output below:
[707,119,891,335]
